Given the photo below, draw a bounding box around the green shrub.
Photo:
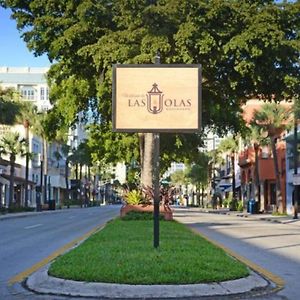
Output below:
[0,207,7,214]
[237,200,244,212]
[123,189,142,205]
[7,206,35,213]
[122,211,164,221]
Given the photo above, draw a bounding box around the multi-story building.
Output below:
[285,127,300,214]
[238,99,292,213]
[0,67,85,208]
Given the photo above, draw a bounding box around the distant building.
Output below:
[0,67,86,208]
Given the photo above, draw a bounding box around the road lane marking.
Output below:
[9,223,105,285]
[189,227,285,292]
[24,224,42,229]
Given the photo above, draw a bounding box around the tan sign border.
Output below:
[112,64,202,133]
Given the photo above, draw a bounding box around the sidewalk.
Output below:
[200,207,300,226]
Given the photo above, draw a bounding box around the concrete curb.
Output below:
[25,265,270,299]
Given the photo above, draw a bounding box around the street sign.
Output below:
[293,174,300,185]
[112,64,202,133]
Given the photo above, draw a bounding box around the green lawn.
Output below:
[49,217,249,284]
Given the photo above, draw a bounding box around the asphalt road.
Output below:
[1,206,299,299]
[174,208,300,300]
[0,205,120,299]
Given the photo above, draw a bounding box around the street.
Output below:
[1,207,300,299]
[174,208,300,300]
[0,205,120,299]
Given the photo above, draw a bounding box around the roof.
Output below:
[0,73,47,85]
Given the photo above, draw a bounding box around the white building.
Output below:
[0,67,84,208]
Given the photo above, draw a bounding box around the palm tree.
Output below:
[218,136,239,209]
[16,101,38,207]
[31,113,51,204]
[0,132,28,208]
[59,144,71,204]
[244,125,269,209]
[251,103,292,213]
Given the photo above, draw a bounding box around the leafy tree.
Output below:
[170,170,188,187]
[2,0,299,188]
[251,102,292,213]
[0,86,22,125]
[218,136,239,209]
[186,152,210,206]
[0,132,28,208]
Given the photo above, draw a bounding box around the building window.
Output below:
[21,87,35,100]
[40,87,45,100]
[46,88,49,100]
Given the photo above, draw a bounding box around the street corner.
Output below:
[24,264,274,299]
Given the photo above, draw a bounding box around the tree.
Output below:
[2,0,298,188]
[251,103,292,213]
[186,152,210,206]
[218,136,239,209]
[244,124,269,207]
[15,101,38,207]
[0,86,23,125]
[0,132,27,208]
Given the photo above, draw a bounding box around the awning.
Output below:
[0,174,36,185]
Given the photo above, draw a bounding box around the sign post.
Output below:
[153,53,161,248]
[112,61,201,248]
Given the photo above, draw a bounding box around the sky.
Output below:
[0,7,50,67]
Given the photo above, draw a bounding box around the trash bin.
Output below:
[248,199,256,214]
[48,199,56,210]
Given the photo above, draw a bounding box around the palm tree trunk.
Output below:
[65,157,69,202]
[140,133,154,188]
[9,154,16,208]
[231,153,237,210]
[270,137,283,213]
[254,143,261,211]
[42,138,48,204]
[24,121,29,207]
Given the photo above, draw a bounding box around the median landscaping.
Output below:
[49,213,249,284]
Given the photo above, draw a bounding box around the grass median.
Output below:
[49,214,249,284]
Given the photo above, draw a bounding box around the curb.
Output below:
[25,266,269,299]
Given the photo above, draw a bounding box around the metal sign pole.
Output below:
[153,132,160,248]
[153,52,161,248]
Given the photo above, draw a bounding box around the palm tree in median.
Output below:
[0,132,28,208]
[251,103,292,213]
